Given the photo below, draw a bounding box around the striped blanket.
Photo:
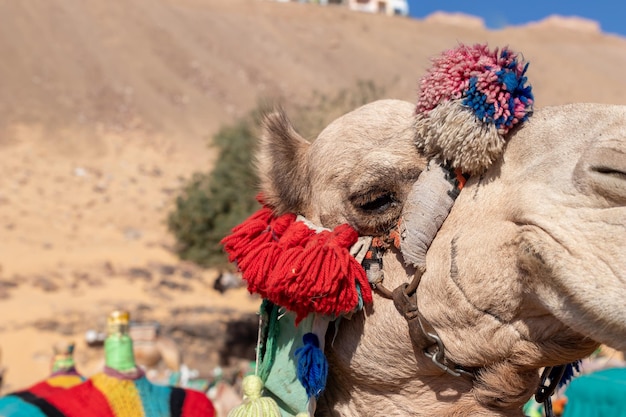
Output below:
[0,370,215,417]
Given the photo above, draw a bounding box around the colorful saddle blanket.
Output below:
[0,371,215,417]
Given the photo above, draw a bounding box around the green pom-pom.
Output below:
[228,375,282,417]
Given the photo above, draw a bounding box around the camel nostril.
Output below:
[592,166,626,180]
[584,165,626,204]
[574,145,626,205]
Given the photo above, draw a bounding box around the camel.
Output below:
[249,98,626,416]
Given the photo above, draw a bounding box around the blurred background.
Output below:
[0,0,624,415]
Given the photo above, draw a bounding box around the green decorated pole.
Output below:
[104,310,137,372]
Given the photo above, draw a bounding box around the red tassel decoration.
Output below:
[220,206,277,263]
[267,224,372,323]
[222,199,374,322]
[237,218,314,295]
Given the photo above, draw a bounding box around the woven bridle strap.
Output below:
[361,164,475,379]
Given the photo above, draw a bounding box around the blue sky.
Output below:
[406,0,626,38]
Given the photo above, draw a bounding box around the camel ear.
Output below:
[256,109,311,214]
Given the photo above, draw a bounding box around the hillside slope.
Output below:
[1,0,625,149]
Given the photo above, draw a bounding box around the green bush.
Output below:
[167,117,260,268]
[168,81,387,268]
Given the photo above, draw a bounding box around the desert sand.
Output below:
[1,0,625,396]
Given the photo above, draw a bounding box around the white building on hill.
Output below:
[271,0,409,17]
[348,0,409,16]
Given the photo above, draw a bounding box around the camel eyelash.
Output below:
[350,190,398,213]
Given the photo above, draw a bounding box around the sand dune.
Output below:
[0,0,625,394]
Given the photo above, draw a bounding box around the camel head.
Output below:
[251,100,626,417]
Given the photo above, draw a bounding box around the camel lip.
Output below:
[514,221,626,351]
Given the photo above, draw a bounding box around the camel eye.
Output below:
[353,192,397,214]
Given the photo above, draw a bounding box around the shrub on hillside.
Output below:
[167,117,260,268]
[168,81,387,268]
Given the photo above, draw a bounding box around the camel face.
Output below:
[256,99,426,235]
[418,103,626,373]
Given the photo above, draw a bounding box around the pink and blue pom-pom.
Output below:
[416,44,533,135]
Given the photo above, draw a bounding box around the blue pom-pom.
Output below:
[500,71,520,93]
[295,333,328,399]
[462,58,534,131]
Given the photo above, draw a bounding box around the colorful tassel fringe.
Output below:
[221,202,372,323]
